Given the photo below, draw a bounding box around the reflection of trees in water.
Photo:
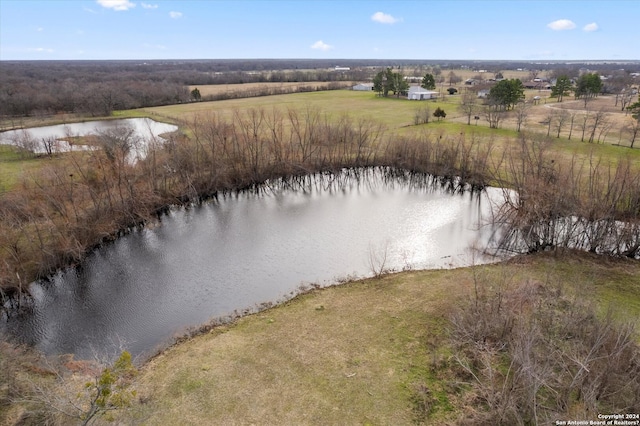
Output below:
[2,108,640,313]
[489,136,640,259]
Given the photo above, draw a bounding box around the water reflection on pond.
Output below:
[0,118,177,157]
[3,169,505,359]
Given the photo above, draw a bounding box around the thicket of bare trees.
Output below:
[2,103,640,311]
[444,272,640,424]
[491,134,640,257]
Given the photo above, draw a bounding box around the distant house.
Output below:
[408,86,439,100]
[523,81,552,90]
[477,89,491,98]
[352,83,374,91]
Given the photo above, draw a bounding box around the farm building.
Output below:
[352,83,374,91]
[408,86,439,100]
[523,81,552,90]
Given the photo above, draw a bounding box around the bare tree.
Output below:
[579,112,591,142]
[484,104,505,129]
[367,241,391,278]
[513,101,531,132]
[624,118,640,148]
[618,88,636,111]
[588,109,609,143]
[15,351,138,426]
[11,130,37,157]
[414,105,431,125]
[39,136,59,157]
[449,279,640,426]
[458,92,478,125]
[541,108,555,137]
[553,109,570,138]
[567,110,579,140]
[447,71,461,86]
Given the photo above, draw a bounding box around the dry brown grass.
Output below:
[128,268,466,425]
[188,82,352,98]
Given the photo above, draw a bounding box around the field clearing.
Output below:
[188,81,354,98]
[0,145,64,193]
[143,90,464,135]
[141,89,640,168]
[118,252,640,425]
[398,67,534,82]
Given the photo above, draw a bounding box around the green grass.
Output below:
[3,90,639,190]
[140,89,640,165]
[114,252,640,425]
[0,145,46,192]
[141,90,459,130]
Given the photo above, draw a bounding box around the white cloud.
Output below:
[141,2,158,9]
[311,40,333,51]
[96,0,135,11]
[547,19,576,30]
[371,12,401,24]
[169,11,183,19]
[583,22,599,32]
[29,47,54,53]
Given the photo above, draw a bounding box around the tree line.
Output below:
[0,61,369,119]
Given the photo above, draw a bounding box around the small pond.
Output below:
[2,169,506,359]
[0,118,178,157]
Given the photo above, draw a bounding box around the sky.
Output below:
[0,0,638,61]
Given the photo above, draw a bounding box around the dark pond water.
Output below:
[2,170,505,359]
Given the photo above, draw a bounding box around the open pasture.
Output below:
[141,87,640,163]
[188,81,351,98]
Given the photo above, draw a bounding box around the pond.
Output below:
[0,118,178,157]
[1,169,506,359]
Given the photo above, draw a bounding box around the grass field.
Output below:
[115,252,640,425]
[138,88,640,169]
[188,81,352,98]
[0,145,56,193]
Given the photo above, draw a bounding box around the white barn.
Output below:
[408,86,439,100]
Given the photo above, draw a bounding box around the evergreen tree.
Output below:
[190,87,202,101]
[372,71,386,96]
[575,73,602,99]
[373,68,408,98]
[488,79,525,110]
[433,107,446,121]
[550,75,573,102]
[421,73,436,90]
